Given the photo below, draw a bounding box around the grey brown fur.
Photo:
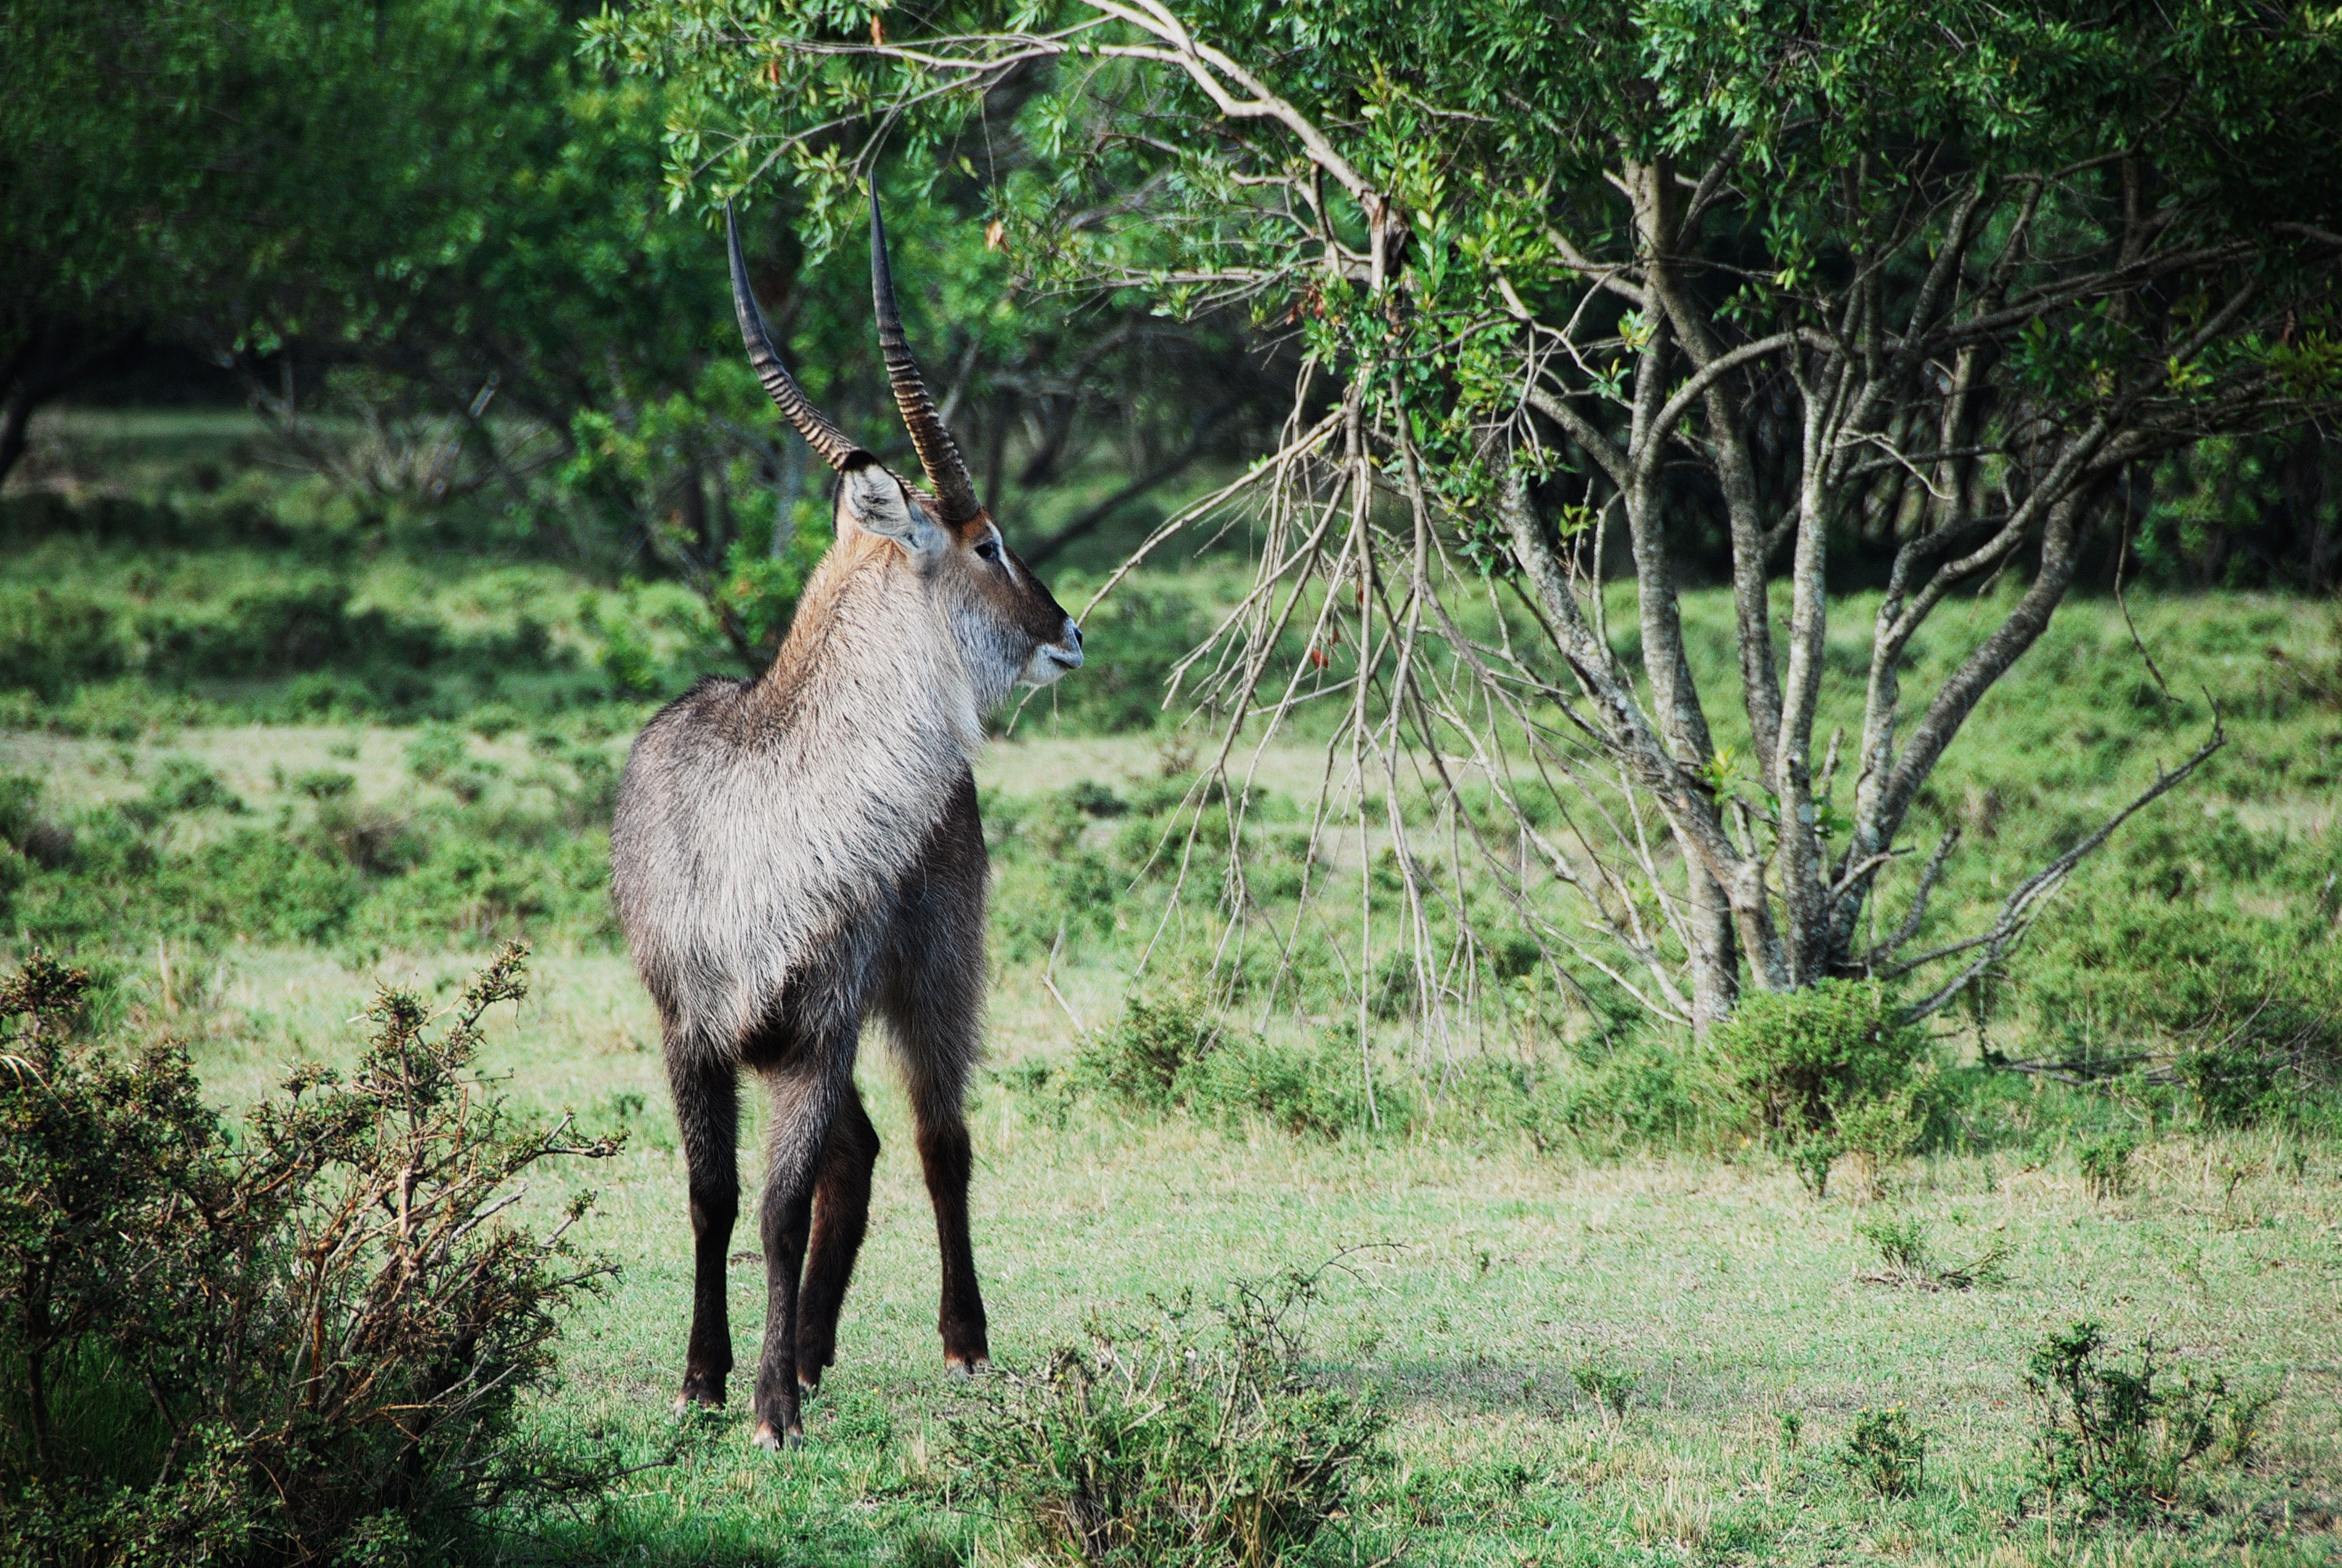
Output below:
[609,196,1081,1449]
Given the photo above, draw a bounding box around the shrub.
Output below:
[1183,1027,1374,1140]
[1528,1034,1725,1156]
[1855,1214,1931,1277]
[405,724,471,785]
[2024,1321,2269,1519]
[2009,902,2342,1126]
[145,756,244,815]
[993,849,1122,962]
[1715,981,1932,1196]
[2078,1132,2140,1199]
[1068,994,1221,1110]
[1842,1407,1926,1498]
[943,1268,1387,1567]
[0,945,619,1566]
[0,774,73,876]
[1069,998,1381,1140]
[288,766,356,801]
[1572,1363,1638,1430]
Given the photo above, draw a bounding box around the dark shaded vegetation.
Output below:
[0,946,618,1566]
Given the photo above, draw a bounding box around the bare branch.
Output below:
[1893,724,2226,1019]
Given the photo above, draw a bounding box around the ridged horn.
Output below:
[727,203,862,471]
[870,188,982,523]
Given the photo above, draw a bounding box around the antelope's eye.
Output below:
[974,536,1002,563]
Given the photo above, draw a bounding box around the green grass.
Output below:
[107,941,2339,1565]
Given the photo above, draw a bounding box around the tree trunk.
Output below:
[0,324,143,489]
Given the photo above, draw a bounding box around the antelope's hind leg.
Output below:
[748,1052,847,1450]
[794,1082,879,1397]
[666,1047,740,1413]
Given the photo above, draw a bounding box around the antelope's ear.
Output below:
[835,457,946,555]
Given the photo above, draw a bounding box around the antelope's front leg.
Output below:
[913,1091,990,1374]
[796,1084,881,1395]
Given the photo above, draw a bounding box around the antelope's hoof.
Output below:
[674,1378,726,1416]
[752,1421,804,1452]
[945,1354,991,1381]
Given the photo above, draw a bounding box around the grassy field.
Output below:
[65,930,2337,1567]
[5,413,2342,1565]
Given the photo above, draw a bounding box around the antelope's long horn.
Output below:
[870,189,982,523]
[727,203,863,471]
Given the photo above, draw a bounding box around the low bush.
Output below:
[1572,1363,1638,1430]
[1183,1028,1377,1140]
[1067,994,1222,1111]
[145,756,245,815]
[2078,1132,2140,1199]
[1068,997,1382,1141]
[942,1268,1388,1567]
[2024,1320,2271,1519]
[1530,1034,1724,1156]
[1841,1408,1926,1498]
[1715,981,1934,1196]
[0,945,619,1566]
[1999,900,2342,1130]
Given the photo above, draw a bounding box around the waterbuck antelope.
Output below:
[610,194,1083,1450]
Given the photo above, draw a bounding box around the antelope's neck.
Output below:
[746,544,984,813]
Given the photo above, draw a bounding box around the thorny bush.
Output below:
[942,1265,1389,1567]
[2025,1320,2271,1520]
[0,944,619,1566]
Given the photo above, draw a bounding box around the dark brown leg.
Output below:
[878,769,993,1374]
[667,1051,738,1412]
[749,1063,839,1449]
[795,1084,879,1395]
[912,1085,989,1374]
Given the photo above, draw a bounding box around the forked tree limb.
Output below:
[1889,721,2226,1020]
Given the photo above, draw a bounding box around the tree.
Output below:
[4,0,1276,683]
[600,0,2342,1034]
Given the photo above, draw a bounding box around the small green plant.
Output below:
[2024,1320,2269,1519]
[1572,1362,1638,1429]
[1715,981,1932,1198]
[944,1266,1387,1567]
[290,766,357,801]
[401,727,499,802]
[2078,1130,2141,1199]
[2177,1046,2291,1128]
[1854,1214,2010,1291]
[1778,1410,1803,1451]
[1066,998,1378,1140]
[1182,1027,1374,1140]
[1842,1407,1926,1497]
[145,756,244,815]
[404,724,470,784]
[1856,1214,1931,1275]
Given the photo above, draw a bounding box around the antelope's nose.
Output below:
[1057,618,1085,669]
